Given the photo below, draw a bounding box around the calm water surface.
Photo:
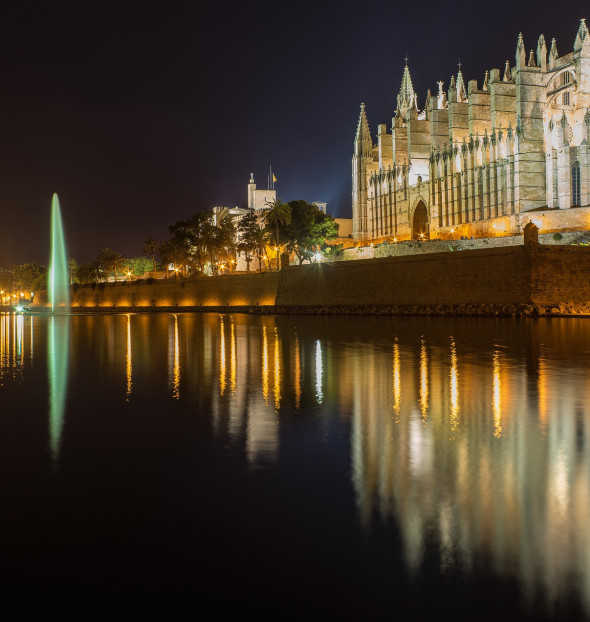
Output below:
[1,312,589,619]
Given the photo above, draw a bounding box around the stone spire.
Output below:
[396,62,416,118]
[437,81,447,109]
[354,103,373,157]
[527,49,536,67]
[456,69,467,102]
[575,18,589,51]
[482,70,489,91]
[516,32,526,68]
[537,34,547,69]
[549,37,559,69]
[503,60,512,82]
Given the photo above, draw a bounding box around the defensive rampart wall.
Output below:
[33,244,590,315]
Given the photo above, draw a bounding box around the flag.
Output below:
[272,173,277,183]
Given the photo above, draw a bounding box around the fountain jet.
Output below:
[48,193,70,313]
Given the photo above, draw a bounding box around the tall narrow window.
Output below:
[572,160,581,206]
[563,91,570,105]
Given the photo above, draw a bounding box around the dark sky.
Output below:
[0,0,585,265]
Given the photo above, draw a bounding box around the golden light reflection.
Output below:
[172,314,180,399]
[230,319,236,395]
[450,338,459,433]
[419,337,429,421]
[315,339,323,404]
[492,350,502,438]
[538,355,548,430]
[273,327,281,410]
[126,314,132,399]
[30,315,34,363]
[219,316,226,396]
[393,338,401,422]
[16,315,23,365]
[0,315,7,372]
[294,332,301,410]
[262,324,269,405]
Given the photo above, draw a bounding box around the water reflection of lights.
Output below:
[449,338,459,433]
[273,326,281,410]
[315,339,323,404]
[262,325,269,405]
[219,316,226,396]
[538,355,548,430]
[294,332,302,410]
[16,314,23,361]
[419,337,429,421]
[230,319,236,395]
[169,314,180,400]
[393,338,401,421]
[492,350,502,438]
[126,314,132,399]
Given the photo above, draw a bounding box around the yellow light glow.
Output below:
[126,314,132,398]
[393,338,401,421]
[294,332,301,410]
[273,326,281,410]
[262,324,269,405]
[419,337,429,421]
[230,319,236,395]
[450,338,459,432]
[173,315,180,399]
[219,316,226,396]
[492,350,502,438]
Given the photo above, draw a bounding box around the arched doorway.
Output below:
[412,201,429,239]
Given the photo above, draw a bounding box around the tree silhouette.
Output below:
[263,199,291,271]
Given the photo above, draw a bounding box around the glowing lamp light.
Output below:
[315,252,322,263]
[393,238,397,243]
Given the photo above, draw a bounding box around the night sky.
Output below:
[0,0,585,265]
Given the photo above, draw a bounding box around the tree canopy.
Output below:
[283,201,339,265]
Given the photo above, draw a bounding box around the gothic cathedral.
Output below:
[352,20,590,241]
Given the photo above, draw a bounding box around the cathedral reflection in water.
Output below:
[1,311,589,613]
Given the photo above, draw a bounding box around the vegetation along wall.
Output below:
[35,244,590,315]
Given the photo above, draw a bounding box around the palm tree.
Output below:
[97,248,126,282]
[263,199,291,271]
[251,224,272,272]
[143,236,159,273]
[159,239,188,278]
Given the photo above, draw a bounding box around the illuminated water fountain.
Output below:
[49,193,70,313]
[47,193,70,462]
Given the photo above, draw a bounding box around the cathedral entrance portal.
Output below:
[412,201,429,240]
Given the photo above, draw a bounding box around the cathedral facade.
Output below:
[352,20,590,242]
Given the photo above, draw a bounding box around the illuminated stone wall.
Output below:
[48,243,590,313]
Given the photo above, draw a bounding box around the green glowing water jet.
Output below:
[48,315,69,462]
[47,193,70,463]
[49,193,70,313]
